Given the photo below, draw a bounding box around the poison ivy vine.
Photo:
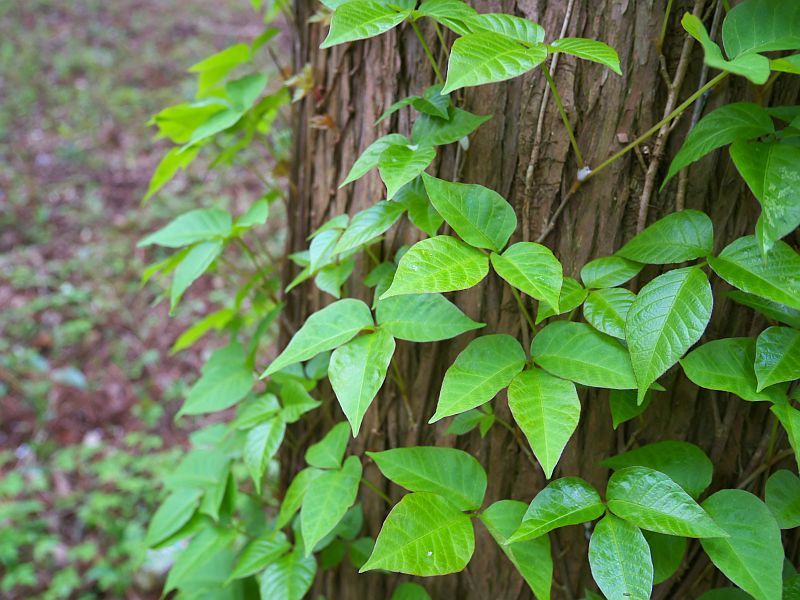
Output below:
[141,0,800,598]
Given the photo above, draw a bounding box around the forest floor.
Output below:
[0,0,268,596]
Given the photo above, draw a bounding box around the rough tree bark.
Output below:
[283,1,800,598]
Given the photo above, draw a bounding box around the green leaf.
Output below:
[309,228,341,273]
[146,488,202,547]
[465,13,545,45]
[772,400,800,469]
[340,133,408,188]
[234,196,270,229]
[700,489,783,600]
[411,106,492,146]
[580,256,643,289]
[446,408,495,437]
[164,526,236,593]
[361,492,475,576]
[606,467,725,537]
[321,1,411,49]
[180,343,253,416]
[442,32,547,94]
[391,582,432,600]
[766,470,800,529]
[616,210,714,264]
[626,266,713,403]
[609,389,653,429]
[601,441,713,499]
[279,380,322,423]
[262,299,373,377]
[709,235,800,311]
[663,103,775,186]
[228,532,290,581]
[682,337,789,402]
[431,334,526,423]
[531,321,637,389]
[588,513,653,600]
[549,38,621,74]
[305,422,351,469]
[697,589,753,600]
[721,0,800,58]
[276,468,323,529]
[536,277,588,323]
[423,174,517,252]
[507,368,580,479]
[583,288,636,340]
[333,201,406,255]
[260,552,317,600]
[144,146,200,202]
[367,446,487,510]
[379,144,437,200]
[244,417,286,492]
[509,477,604,543]
[170,240,223,310]
[479,500,553,600]
[301,456,362,555]
[417,0,477,35]
[380,235,490,298]
[491,242,563,309]
[329,329,396,436]
[727,290,800,329]
[315,259,355,299]
[376,293,484,342]
[226,73,267,110]
[232,394,281,429]
[730,141,800,249]
[377,84,450,123]
[395,176,443,236]
[644,530,686,585]
[682,13,770,84]
[755,326,800,391]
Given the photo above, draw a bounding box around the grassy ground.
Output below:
[0,0,268,596]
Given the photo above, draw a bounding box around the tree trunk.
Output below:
[284,1,800,598]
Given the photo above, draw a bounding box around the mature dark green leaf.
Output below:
[508,368,580,478]
[432,334,526,422]
[509,477,604,543]
[549,38,621,74]
[260,552,317,600]
[580,256,643,289]
[367,446,487,510]
[305,422,351,469]
[340,133,408,187]
[755,326,800,391]
[334,201,406,254]
[727,291,800,329]
[379,144,437,199]
[411,106,491,146]
[644,530,686,585]
[376,293,484,342]
[390,582,432,600]
[465,13,545,45]
[583,288,636,339]
[321,1,411,49]
[532,321,636,389]
[491,242,563,309]
[616,210,714,264]
[721,0,800,58]
[700,490,783,600]
[423,174,517,252]
[765,470,800,529]
[588,514,653,600]
[376,85,450,123]
[395,176,443,236]
[609,389,653,429]
[361,492,475,575]
[772,400,800,469]
[697,590,753,600]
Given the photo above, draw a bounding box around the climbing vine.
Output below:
[141,0,800,598]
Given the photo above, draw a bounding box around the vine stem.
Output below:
[658,0,674,51]
[410,20,444,84]
[494,414,538,468]
[584,71,728,184]
[509,286,536,339]
[361,477,392,506]
[433,21,449,59]
[541,65,585,168]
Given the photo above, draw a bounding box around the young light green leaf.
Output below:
[721,0,800,58]
[333,201,406,255]
[606,467,726,537]
[276,468,323,529]
[260,552,317,600]
[144,146,200,202]
[663,103,775,186]
[644,530,686,585]
[531,321,637,389]
[509,477,604,543]
[507,368,580,479]
[380,235,490,299]
[244,417,286,492]
[320,1,411,49]
[411,106,492,146]
[431,334,526,423]
[580,256,643,289]
[727,290,800,329]
[340,133,409,188]
[465,13,545,45]
[305,422,351,469]
[378,144,436,200]
[535,277,588,323]
[588,513,653,600]
[180,343,253,416]
[315,259,355,299]
[360,492,475,576]
[442,32,547,94]
[309,228,341,273]
[329,329,395,436]
[376,293,484,342]
[279,380,322,423]
[423,174,517,252]
[170,240,223,310]
[394,176,443,237]
[262,299,373,377]
[709,235,800,311]
[755,327,800,391]
[146,488,202,547]
[730,141,800,249]
[601,441,713,499]
[583,288,636,340]
[626,266,713,403]
[765,470,800,529]
[549,38,621,74]
[479,500,553,600]
[681,337,788,402]
[491,242,563,309]
[367,446,487,510]
[700,489,783,600]
[228,532,290,581]
[616,210,714,264]
[301,456,362,555]
[232,394,281,430]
